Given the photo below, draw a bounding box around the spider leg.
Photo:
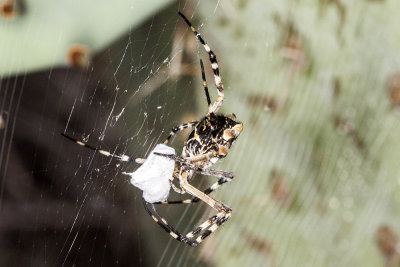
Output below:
[153,153,189,166]
[142,198,193,245]
[178,169,231,213]
[164,121,198,144]
[196,168,233,179]
[154,154,234,204]
[143,198,231,247]
[155,169,234,205]
[61,133,145,163]
[178,12,224,114]
[179,170,232,245]
[200,59,212,109]
[154,151,214,164]
[170,179,186,194]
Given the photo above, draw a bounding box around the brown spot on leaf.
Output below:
[242,230,273,257]
[270,170,293,207]
[387,73,400,109]
[333,115,366,153]
[318,0,346,39]
[67,44,90,69]
[375,225,400,267]
[273,16,308,70]
[280,22,308,70]
[332,77,341,99]
[0,0,17,19]
[246,94,277,112]
[275,19,309,113]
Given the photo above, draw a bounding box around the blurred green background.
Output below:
[1,0,400,266]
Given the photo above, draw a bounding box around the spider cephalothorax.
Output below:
[184,113,243,169]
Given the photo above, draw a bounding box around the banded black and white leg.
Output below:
[163,121,198,144]
[154,151,216,165]
[178,11,224,114]
[61,133,146,164]
[153,152,234,203]
[143,162,233,246]
[200,59,212,110]
[62,122,197,162]
[143,197,231,247]
[155,168,234,205]
[163,58,210,145]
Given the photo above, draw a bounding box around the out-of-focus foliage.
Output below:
[189,1,400,266]
[0,0,174,76]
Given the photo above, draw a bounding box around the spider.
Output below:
[61,12,243,247]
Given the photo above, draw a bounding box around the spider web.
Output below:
[0,1,221,266]
[2,0,400,267]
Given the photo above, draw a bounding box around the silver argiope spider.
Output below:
[61,12,243,247]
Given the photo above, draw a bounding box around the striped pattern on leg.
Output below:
[143,198,232,247]
[186,210,228,246]
[142,199,192,244]
[155,175,233,205]
[178,12,224,114]
[61,133,144,163]
[200,59,212,109]
[164,121,198,144]
[153,152,215,166]
[153,153,191,166]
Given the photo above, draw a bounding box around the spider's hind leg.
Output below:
[143,198,231,247]
[142,198,192,244]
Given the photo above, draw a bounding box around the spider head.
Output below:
[223,113,243,141]
[215,113,243,158]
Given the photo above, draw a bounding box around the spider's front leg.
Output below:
[143,198,231,247]
[143,168,232,247]
[178,12,225,114]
